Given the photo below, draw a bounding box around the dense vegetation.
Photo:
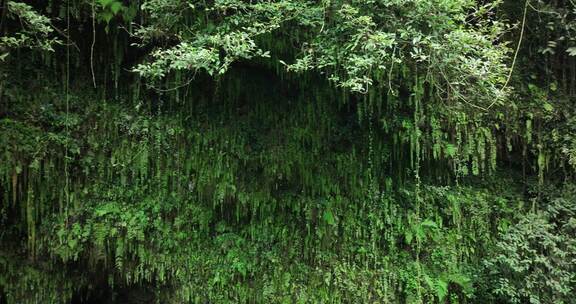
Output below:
[0,0,575,303]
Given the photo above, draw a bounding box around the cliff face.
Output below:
[0,1,575,303]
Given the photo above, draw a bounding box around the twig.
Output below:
[440,68,488,111]
[50,25,81,53]
[91,0,97,88]
[488,0,529,110]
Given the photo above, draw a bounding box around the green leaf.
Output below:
[110,2,123,15]
[416,225,425,241]
[101,11,113,24]
[445,144,457,157]
[98,0,114,7]
[405,231,413,244]
[448,273,472,293]
[550,82,557,92]
[323,210,335,226]
[421,219,438,229]
[437,279,449,301]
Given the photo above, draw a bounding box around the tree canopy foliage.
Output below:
[0,0,575,303]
